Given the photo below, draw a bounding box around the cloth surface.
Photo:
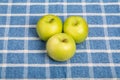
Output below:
[0,0,120,79]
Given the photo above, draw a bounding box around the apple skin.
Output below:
[63,16,89,43]
[46,33,76,61]
[36,14,62,41]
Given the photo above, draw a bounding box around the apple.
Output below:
[36,14,62,41]
[46,33,76,61]
[63,16,89,43]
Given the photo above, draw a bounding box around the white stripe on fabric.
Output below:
[23,0,30,78]
[82,0,94,78]
[0,13,119,16]
[1,0,12,79]
[100,0,117,78]
[45,0,50,79]
[0,50,120,54]
[0,63,120,67]
[0,2,119,5]
[0,24,119,28]
[0,37,120,40]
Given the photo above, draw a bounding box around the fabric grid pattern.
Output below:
[0,0,120,79]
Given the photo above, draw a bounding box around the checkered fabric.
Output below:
[0,0,120,79]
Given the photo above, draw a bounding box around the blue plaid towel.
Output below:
[0,0,120,79]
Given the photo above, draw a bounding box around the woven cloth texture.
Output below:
[0,0,120,79]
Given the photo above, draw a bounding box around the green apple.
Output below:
[63,16,89,43]
[36,14,62,41]
[46,33,76,61]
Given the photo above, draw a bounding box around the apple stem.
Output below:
[62,39,67,43]
[49,18,54,23]
[74,22,78,26]
[73,21,79,26]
